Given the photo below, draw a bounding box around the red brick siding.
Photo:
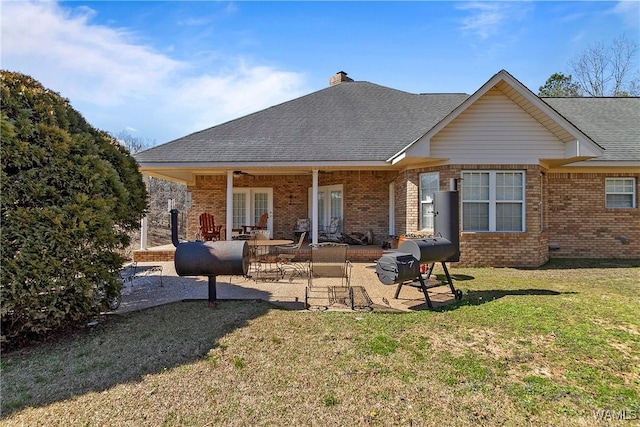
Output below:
[187,171,394,244]
[400,165,548,267]
[547,172,640,259]
[180,167,639,267]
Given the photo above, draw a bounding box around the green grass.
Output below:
[1,259,639,426]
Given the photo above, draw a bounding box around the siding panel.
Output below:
[431,88,566,163]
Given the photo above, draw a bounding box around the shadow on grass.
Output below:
[432,288,578,312]
[528,258,640,270]
[1,276,276,418]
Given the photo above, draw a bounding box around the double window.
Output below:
[462,171,525,232]
[605,178,636,208]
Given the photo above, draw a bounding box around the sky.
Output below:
[2,1,639,146]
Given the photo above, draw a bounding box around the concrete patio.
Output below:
[114,259,462,314]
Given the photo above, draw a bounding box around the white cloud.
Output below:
[457,1,532,40]
[0,1,308,143]
[610,1,640,29]
[1,1,183,105]
[457,2,507,39]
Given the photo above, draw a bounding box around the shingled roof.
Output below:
[134,82,469,164]
[134,76,640,166]
[542,97,640,161]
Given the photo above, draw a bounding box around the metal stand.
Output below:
[208,276,217,307]
[394,262,462,308]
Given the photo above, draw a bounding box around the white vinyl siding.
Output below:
[430,88,565,164]
[462,171,525,232]
[419,172,439,230]
[606,178,636,208]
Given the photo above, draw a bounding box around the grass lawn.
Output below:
[2,259,639,426]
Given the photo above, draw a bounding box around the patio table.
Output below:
[247,239,294,281]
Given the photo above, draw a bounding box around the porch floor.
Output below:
[115,257,461,314]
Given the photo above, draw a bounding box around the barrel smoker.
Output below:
[170,209,249,307]
[375,190,463,308]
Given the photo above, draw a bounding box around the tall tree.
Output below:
[1,71,147,345]
[538,73,581,97]
[570,35,639,97]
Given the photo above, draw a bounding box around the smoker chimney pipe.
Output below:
[170,208,180,247]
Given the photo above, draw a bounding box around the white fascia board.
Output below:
[561,159,640,167]
[564,139,605,159]
[137,160,390,169]
[390,152,407,165]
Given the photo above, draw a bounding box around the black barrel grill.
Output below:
[375,190,463,308]
[171,209,249,306]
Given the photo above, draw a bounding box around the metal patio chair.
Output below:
[305,242,353,309]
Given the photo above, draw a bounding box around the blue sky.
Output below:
[2,1,639,145]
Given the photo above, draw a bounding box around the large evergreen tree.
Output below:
[1,71,147,345]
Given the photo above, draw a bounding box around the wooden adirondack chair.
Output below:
[199,213,223,241]
[242,212,269,235]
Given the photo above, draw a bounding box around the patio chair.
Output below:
[276,232,308,281]
[251,230,285,281]
[305,242,353,309]
[293,218,310,240]
[242,212,269,235]
[199,212,223,241]
[318,217,342,242]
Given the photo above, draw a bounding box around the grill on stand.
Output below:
[171,209,249,307]
[375,188,463,308]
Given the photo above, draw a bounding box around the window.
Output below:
[232,188,272,232]
[419,172,439,230]
[462,171,525,232]
[606,178,636,208]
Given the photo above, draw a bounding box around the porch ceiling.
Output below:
[138,161,396,184]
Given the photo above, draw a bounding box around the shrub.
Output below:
[1,71,147,346]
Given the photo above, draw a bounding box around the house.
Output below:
[134,70,640,267]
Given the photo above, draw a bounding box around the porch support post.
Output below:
[226,171,233,240]
[312,169,319,246]
[140,173,149,250]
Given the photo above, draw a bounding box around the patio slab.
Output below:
[113,260,460,314]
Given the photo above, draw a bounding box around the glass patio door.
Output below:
[309,184,343,232]
[233,188,273,236]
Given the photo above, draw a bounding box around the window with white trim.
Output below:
[462,171,525,232]
[419,172,439,230]
[605,178,636,208]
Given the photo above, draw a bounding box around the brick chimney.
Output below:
[329,71,354,86]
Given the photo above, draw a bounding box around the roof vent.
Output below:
[329,71,354,86]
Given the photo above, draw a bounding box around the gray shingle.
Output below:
[134,82,468,163]
[134,82,639,164]
[543,97,640,161]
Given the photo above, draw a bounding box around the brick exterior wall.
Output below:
[547,172,640,259]
[398,164,548,267]
[186,171,394,244]
[162,167,638,268]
